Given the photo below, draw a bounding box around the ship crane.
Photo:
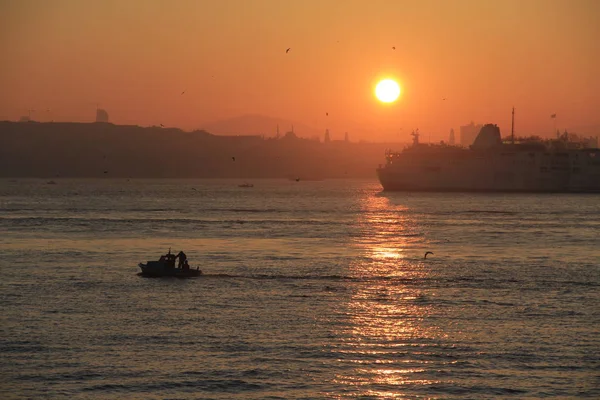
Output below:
[411,129,420,146]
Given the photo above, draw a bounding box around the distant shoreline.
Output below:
[0,121,402,179]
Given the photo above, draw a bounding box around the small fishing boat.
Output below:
[238,182,254,188]
[138,249,202,278]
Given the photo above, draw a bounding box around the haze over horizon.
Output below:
[1,0,599,142]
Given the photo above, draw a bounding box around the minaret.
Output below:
[449,128,455,145]
[511,107,515,144]
[324,128,331,143]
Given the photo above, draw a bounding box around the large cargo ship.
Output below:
[377,113,600,193]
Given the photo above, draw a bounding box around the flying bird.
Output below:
[231,156,236,162]
[424,251,434,259]
[295,178,300,182]
[181,91,186,95]
[160,124,164,127]
[392,46,396,50]
[286,48,291,53]
[103,170,108,174]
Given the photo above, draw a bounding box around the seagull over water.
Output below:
[286,48,291,53]
[424,251,434,259]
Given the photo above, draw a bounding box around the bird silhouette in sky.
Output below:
[424,251,434,259]
[286,48,291,53]
[181,91,186,95]
[392,46,396,50]
[295,178,300,182]
[326,112,328,116]
[160,124,164,127]
[232,156,236,162]
[103,170,108,174]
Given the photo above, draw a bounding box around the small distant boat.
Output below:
[238,182,254,188]
[138,249,202,278]
[287,175,324,182]
[47,180,57,185]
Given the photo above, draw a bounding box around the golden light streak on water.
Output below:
[329,191,444,396]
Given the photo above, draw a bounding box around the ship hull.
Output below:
[376,151,600,194]
[378,173,600,193]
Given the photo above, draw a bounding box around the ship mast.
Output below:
[511,106,515,145]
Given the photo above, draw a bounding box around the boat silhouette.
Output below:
[138,249,202,278]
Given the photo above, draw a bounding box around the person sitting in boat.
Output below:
[176,251,187,268]
[183,259,190,271]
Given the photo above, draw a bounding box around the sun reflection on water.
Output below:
[329,192,445,397]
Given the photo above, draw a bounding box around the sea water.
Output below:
[1,178,599,399]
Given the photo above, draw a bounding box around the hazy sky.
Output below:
[1,0,599,141]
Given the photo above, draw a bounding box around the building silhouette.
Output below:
[460,122,482,147]
[449,128,455,145]
[96,109,109,123]
[283,125,297,139]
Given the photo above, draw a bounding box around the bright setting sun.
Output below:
[375,79,401,103]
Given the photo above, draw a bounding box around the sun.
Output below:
[375,79,401,103]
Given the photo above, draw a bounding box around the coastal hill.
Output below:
[0,121,405,179]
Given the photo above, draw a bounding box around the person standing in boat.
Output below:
[176,251,187,268]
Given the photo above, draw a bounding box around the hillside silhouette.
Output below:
[201,114,321,138]
[0,121,403,179]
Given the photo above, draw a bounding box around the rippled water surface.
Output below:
[1,179,599,399]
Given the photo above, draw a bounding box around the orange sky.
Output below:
[1,0,599,142]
